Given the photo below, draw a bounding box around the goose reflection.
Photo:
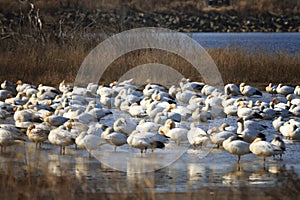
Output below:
[222,163,287,186]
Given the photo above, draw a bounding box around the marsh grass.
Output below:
[0,37,299,88]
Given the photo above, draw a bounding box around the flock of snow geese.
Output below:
[0,78,300,166]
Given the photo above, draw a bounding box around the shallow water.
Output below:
[1,117,300,195]
[1,91,300,196]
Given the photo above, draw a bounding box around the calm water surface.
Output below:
[191,32,300,54]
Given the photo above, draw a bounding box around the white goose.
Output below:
[187,123,210,148]
[294,85,300,96]
[209,125,236,148]
[127,130,168,154]
[239,83,262,97]
[237,117,265,143]
[0,126,25,153]
[276,83,294,96]
[271,136,286,159]
[265,83,277,96]
[48,126,76,155]
[237,101,262,120]
[224,83,241,96]
[223,135,251,163]
[26,123,50,148]
[272,116,285,131]
[113,118,137,135]
[158,120,188,145]
[44,115,69,127]
[101,127,128,152]
[179,78,205,92]
[135,119,160,133]
[75,132,103,157]
[249,133,283,165]
[128,103,147,118]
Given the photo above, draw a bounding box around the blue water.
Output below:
[190,32,300,54]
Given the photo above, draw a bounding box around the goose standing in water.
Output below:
[187,123,210,149]
[223,135,251,163]
[158,120,188,145]
[26,123,50,149]
[209,124,236,148]
[101,127,128,152]
[271,136,286,159]
[48,126,76,155]
[127,130,168,154]
[249,133,283,165]
[0,125,25,153]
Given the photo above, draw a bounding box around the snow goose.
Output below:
[259,105,279,120]
[1,80,17,95]
[265,83,277,96]
[201,85,221,96]
[26,123,50,148]
[128,103,147,118]
[158,124,188,145]
[101,127,128,151]
[280,121,300,140]
[239,83,262,97]
[0,126,25,153]
[135,119,160,133]
[75,132,103,157]
[176,89,195,104]
[271,136,286,159]
[191,107,212,122]
[276,83,294,96]
[208,126,236,148]
[290,104,300,117]
[0,89,14,101]
[16,80,36,93]
[187,123,210,148]
[44,115,69,127]
[113,118,137,135]
[179,78,205,92]
[13,107,42,123]
[87,82,99,94]
[279,120,295,139]
[249,133,283,165]
[237,117,265,143]
[294,85,300,96]
[127,130,168,154]
[5,92,28,105]
[224,83,241,96]
[59,80,72,93]
[224,104,238,116]
[48,126,76,155]
[272,116,285,132]
[223,135,251,163]
[237,101,262,120]
[73,112,98,124]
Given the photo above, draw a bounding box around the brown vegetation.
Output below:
[0,0,299,14]
[0,37,299,88]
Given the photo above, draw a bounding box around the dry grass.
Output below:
[0,37,299,88]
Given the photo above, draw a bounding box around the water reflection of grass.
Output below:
[0,146,300,199]
[0,39,299,87]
